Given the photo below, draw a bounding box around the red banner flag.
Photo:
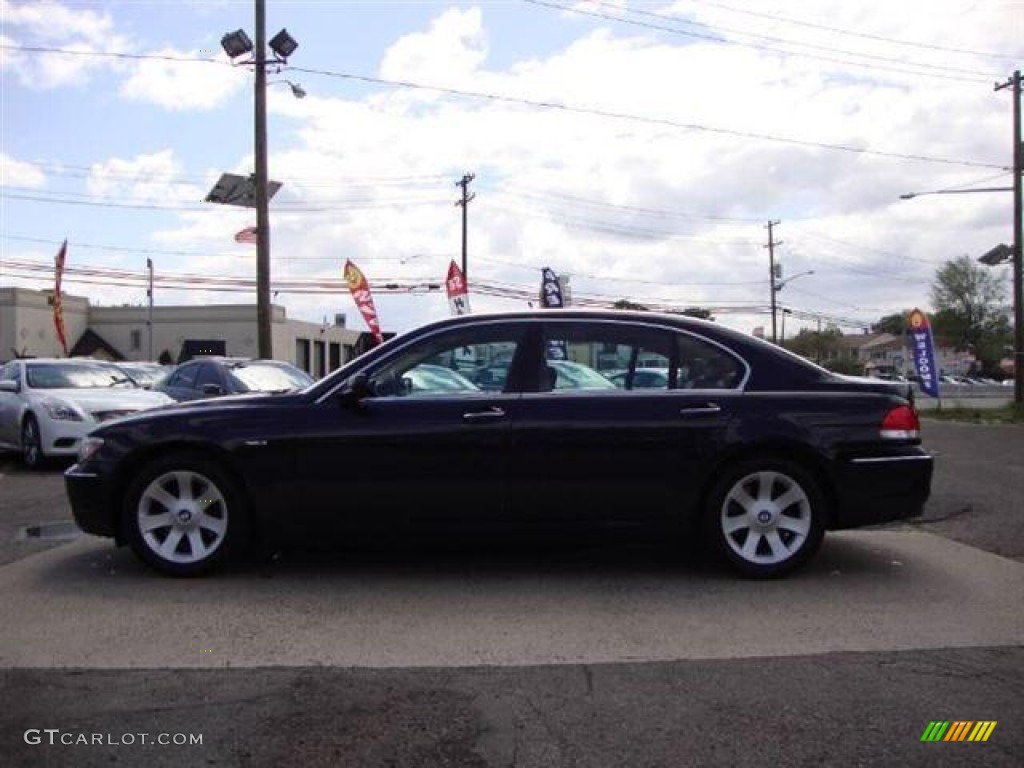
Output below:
[445,260,471,316]
[343,259,383,345]
[53,239,69,356]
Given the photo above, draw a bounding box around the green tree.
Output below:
[872,311,910,335]
[613,299,648,311]
[930,255,1010,374]
[674,307,715,321]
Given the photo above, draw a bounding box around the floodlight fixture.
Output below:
[269,28,298,60]
[220,29,254,59]
[979,243,1013,266]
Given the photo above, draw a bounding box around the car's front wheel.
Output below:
[705,458,825,578]
[122,453,248,576]
[21,415,46,470]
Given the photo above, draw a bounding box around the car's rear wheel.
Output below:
[21,415,46,470]
[705,457,825,578]
[122,453,248,576]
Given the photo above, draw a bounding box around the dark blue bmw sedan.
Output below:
[65,309,933,577]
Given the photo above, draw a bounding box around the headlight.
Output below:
[40,398,84,421]
[77,436,105,464]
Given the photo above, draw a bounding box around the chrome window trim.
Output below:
[315,316,752,404]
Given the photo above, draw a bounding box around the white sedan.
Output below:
[0,358,174,469]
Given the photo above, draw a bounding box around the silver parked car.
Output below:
[0,358,174,469]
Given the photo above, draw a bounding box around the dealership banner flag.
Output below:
[445,260,471,316]
[53,238,69,356]
[539,267,567,359]
[908,308,940,398]
[343,259,384,345]
[539,267,564,309]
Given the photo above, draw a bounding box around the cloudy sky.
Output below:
[1,0,1021,340]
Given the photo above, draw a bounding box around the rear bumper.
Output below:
[831,449,934,529]
[64,464,118,538]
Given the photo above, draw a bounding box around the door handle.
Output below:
[679,402,721,416]
[462,407,507,423]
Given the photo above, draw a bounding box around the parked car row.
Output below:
[0,356,314,469]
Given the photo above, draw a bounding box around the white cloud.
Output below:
[119,49,246,111]
[0,153,46,188]
[380,7,488,86]
[86,150,206,204]
[0,0,134,88]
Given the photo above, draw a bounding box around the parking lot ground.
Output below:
[1,527,1021,669]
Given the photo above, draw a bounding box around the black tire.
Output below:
[21,414,46,470]
[704,457,826,578]
[121,452,248,576]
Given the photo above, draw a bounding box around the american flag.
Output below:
[234,226,258,244]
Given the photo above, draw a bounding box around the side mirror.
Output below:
[0,380,18,393]
[339,372,372,405]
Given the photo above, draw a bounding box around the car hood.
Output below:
[32,387,174,410]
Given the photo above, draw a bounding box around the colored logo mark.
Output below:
[921,721,997,742]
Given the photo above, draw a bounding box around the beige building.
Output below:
[0,286,370,377]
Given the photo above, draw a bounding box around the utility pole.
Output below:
[996,70,1023,406]
[765,220,782,343]
[146,258,154,361]
[456,173,475,281]
[253,0,272,359]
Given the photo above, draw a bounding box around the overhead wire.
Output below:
[0,44,1003,169]
[553,0,1003,80]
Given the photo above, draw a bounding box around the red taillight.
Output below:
[881,405,920,439]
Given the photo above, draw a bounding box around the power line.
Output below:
[288,65,1003,170]
[0,43,1004,169]
[0,190,450,212]
[491,185,763,223]
[688,0,1019,61]
[523,0,998,83]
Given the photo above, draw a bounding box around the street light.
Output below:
[269,79,306,99]
[899,187,1012,200]
[219,1,298,360]
[771,269,814,343]
[780,307,793,342]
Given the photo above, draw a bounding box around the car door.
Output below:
[281,321,530,536]
[508,319,742,529]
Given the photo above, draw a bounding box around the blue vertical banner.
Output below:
[908,308,940,398]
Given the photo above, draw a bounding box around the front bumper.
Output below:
[831,448,934,529]
[64,463,118,538]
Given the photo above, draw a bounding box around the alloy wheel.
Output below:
[21,417,41,469]
[719,470,813,567]
[136,469,229,565]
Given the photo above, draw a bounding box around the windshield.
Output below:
[26,362,136,389]
[228,362,314,393]
[116,364,169,387]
